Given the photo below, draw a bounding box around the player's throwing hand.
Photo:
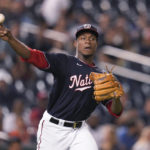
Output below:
[0,25,12,42]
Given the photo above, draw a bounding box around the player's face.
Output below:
[75,32,98,57]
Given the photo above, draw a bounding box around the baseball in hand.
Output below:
[0,13,5,24]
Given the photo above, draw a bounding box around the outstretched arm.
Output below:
[0,25,30,59]
[0,25,49,69]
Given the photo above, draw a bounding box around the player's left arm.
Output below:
[89,71,124,117]
[105,98,123,117]
[110,98,123,114]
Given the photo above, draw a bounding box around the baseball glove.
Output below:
[89,71,124,102]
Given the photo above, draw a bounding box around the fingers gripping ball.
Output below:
[89,72,124,101]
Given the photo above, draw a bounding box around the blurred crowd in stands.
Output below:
[0,0,150,149]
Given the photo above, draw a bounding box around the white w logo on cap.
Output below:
[83,24,91,29]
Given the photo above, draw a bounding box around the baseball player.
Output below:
[0,23,123,150]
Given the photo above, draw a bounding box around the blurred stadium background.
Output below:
[0,0,150,150]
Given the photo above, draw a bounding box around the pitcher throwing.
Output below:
[0,23,124,150]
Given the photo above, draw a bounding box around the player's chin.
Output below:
[83,50,95,56]
[82,53,94,58]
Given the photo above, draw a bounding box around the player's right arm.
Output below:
[0,25,30,59]
[0,25,49,69]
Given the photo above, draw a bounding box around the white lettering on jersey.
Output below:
[69,74,92,91]
[75,86,91,92]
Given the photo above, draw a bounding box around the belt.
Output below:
[49,117,82,128]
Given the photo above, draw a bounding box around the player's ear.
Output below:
[96,41,98,48]
[73,40,77,48]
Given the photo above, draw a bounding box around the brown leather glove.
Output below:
[89,72,124,102]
